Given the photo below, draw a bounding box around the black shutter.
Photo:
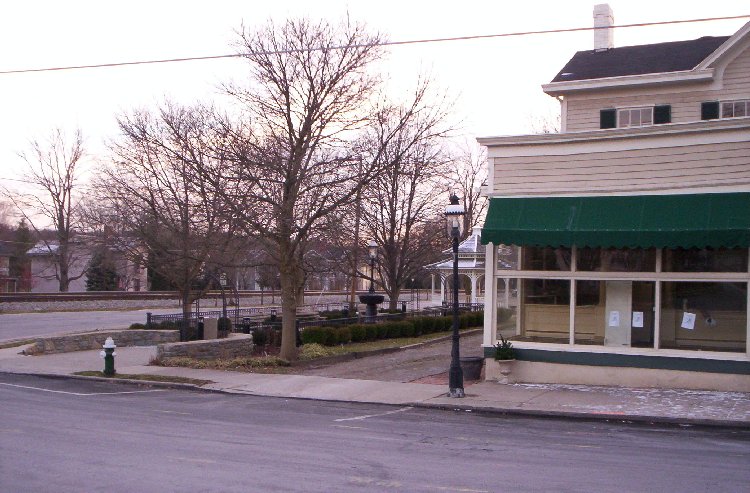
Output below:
[654,105,671,124]
[701,101,719,120]
[600,109,616,129]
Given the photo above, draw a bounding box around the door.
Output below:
[604,281,632,347]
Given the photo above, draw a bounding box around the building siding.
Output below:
[563,44,750,132]
[488,125,750,196]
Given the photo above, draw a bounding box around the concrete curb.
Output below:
[409,401,750,430]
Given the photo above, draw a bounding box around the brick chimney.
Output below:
[593,4,614,51]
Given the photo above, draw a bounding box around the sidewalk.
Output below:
[1,343,748,428]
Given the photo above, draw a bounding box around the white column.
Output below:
[483,242,498,347]
[430,273,435,301]
[440,274,445,304]
[470,274,478,305]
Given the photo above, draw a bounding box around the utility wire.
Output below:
[0,14,747,75]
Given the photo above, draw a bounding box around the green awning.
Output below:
[481,193,750,248]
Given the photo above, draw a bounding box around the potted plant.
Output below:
[494,334,515,360]
[492,334,516,384]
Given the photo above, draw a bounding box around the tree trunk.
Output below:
[279,268,299,361]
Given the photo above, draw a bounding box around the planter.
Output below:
[459,356,484,380]
[494,359,515,384]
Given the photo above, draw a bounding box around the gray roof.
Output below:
[550,36,729,83]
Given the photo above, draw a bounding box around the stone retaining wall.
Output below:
[157,334,254,360]
[2,293,356,313]
[22,330,179,355]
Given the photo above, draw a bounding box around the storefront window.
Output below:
[496,278,517,336]
[497,245,518,270]
[573,280,655,347]
[577,248,656,272]
[520,279,570,343]
[522,247,571,271]
[660,282,747,352]
[663,248,748,273]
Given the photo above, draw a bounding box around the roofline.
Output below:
[542,69,714,96]
[696,20,750,69]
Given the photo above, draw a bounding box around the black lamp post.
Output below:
[359,239,384,322]
[445,193,465,398]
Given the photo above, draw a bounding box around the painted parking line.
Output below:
[334,406,413,422]
[0,382,167,396]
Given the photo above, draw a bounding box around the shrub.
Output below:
[349,324,367,343]
[217,317,232,335]
[401,321,416,338]
[157,320,178,330]
[319,310,347,320]
[382,322,400,339]
[365,324,379,341]
[494,334,516,360]
[376,323,390,339]
[252,329,268,347]
[129,323,146,330]
[298,343,334,360]
[335,326,351,345]
[301,326,329,346]
[420,317,435,334]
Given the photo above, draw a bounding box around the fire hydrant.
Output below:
[100,337,117,376]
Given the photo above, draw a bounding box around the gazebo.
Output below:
[426,227,511,305]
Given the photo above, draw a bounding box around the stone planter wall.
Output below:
[157,334,253,360]
[22,330,179,355]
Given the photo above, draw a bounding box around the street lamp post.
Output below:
[445,193,465,398]
[359,240,384,323]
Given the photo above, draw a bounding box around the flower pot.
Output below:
[459,356,484,380]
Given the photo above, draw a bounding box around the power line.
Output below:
[0,14,747,76]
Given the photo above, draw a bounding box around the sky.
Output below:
[0,0,747,201]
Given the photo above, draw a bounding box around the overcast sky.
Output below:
[0,0,747,193]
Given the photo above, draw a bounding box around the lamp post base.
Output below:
[448,387,465,398]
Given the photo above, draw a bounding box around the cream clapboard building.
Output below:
[479,5,750,391]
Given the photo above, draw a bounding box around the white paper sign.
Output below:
[608,311,620,327]
[681,312,696,330]
[632,312,644,328]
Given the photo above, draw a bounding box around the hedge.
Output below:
[297,311,485,348]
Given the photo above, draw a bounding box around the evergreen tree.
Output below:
[85,251,120,291]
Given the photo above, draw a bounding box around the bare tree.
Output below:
[95,103,238,320]
[199,18,401,361]
[359,93,453,309]
[451,142,488,238]
[5,129,87,291]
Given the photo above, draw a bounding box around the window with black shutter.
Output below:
[653,105,671,124]
[701,101,720,120]
[600,109,616,129]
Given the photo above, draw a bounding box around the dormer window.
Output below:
[600,105,671,129]
[721,100,749,119]
[618,107,653,128]
[702,100,750,120]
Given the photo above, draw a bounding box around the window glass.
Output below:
[722,102,734,117]
[521,247,571,271]
[573,281,655,348]
[641,108,652,124]
[578,248,656,272]
[663,248,748,273]
[617,107,654,128]
[660,282,747,352]
[520,279,570,343]
[734,101,746,118]
[497,245,518,270]
[496,278,517,336]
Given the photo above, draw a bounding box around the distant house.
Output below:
[27,240,147,293]
[479,5,750,391]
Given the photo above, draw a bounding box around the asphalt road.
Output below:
[1,374,748,493]
[0,308,177,342]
